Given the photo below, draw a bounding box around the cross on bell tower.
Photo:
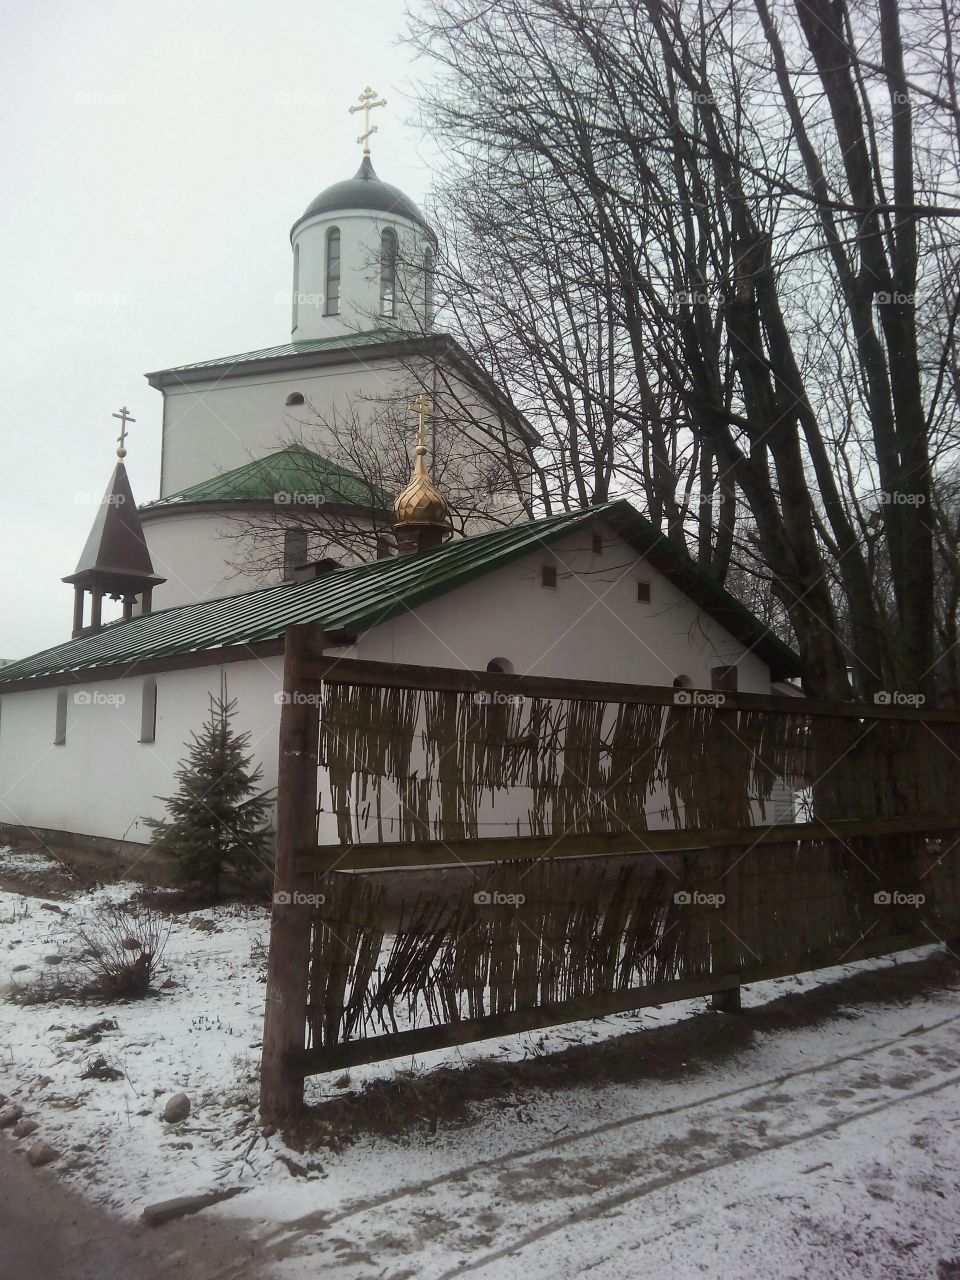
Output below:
[113,405,135,459]
[62,409,165,636]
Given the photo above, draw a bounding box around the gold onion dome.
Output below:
[395,397,450,528]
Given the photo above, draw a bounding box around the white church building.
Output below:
[0,96,802,858]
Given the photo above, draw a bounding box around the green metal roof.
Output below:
[147,329,407,377]
[142,446,390,512]
[0,502,802,686]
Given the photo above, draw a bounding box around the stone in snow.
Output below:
[163,1093,191,1123]
[13,1118,38,1138]
[27,1141,60,1167]
[141,1187,242,1227]
[0,1104,24,1128]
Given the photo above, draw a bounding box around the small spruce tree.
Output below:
[146,690,274,899]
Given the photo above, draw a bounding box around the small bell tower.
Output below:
[62,408,165,636]
[393,394,452,555]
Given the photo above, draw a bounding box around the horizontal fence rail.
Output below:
[300,657,959,721]
[298,814,960,875]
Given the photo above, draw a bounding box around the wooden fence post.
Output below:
[711,692,743,1012]
[711,843,742,1012]
[260,624,326,1121]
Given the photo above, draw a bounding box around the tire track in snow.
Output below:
[262,1004,960,1257]
[429,1068,960,1279]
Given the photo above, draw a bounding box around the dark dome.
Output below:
[291,156,435,240]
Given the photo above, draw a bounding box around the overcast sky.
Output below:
[0,0,437,659]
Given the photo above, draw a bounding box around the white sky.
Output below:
[0,0,437,659]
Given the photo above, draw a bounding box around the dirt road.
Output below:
[0,1146,260,1280]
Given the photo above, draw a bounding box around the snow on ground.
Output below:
[2,845,960,1279]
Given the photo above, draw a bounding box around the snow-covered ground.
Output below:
[1,844,959,1279]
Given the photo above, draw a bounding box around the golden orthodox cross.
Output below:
[407,392,434,450]
[349,86,387,156]
[112,405,135,458]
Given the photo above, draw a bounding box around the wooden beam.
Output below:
[296,814,960,876]
[286,971,742,1074]
[299,656,960,722]
[260,624,326,1120]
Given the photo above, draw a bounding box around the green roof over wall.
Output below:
[142,446,390,512]
[0,501,801,686]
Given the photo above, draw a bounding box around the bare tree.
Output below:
[405,0,960,699]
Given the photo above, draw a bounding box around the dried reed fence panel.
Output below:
[318,683,960,843]
[302,822,960,1058]
[301,829,959,1057]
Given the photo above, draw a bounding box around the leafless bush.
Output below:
[72,903,171,999]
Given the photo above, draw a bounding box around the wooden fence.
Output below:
[260,625,960,1118]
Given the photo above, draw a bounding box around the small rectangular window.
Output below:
[592,532,603,555]
[292,243,300,332]
[636,581,651,603]
[710,665,738,692]
[380,228,398,318]
[140,678,158,743]
[324,228,341,316]
[541,565,557,589]
[54,689,68,745]
[376,536,393,560]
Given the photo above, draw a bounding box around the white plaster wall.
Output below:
[0,659,284,845]
[141,508,381,610]
[291,208,432,342]
[142,511,268,608]
[339,526,771,691]
[157,358,414,497]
